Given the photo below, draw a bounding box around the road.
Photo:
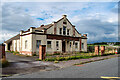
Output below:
[8,57,119,78]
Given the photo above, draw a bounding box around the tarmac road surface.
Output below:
[8,57,119,78]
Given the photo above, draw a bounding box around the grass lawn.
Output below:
[36,52,116,61]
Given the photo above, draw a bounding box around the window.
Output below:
[63,22,67,24]
[36,40,41,49]
[73,41,75,45]
[82,43,84,49]
[63,20,67,24]
[25,40,27,49]
[75,43,78,49]
[67,29,69,35]
[63,26,66,35]
[56,41,59,47]
[70,42,71,48]
[59,28,62,35]
[47,41,51,49]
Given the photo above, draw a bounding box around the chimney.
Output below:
[20,30,23,35]
[62,15,67,18]
[40,25,44,27]
[83,34,87,37]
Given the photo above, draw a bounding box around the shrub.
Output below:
[46,54,52,56]
[56,57,65,61]
[1,58,9,68]
[54,61,59,63]
[32,53,37,56]
[36,59,42,61]
[53,52,61,55]
[10,51,14,53]
[45,58,56,61]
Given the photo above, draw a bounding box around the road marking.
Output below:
[101,76,120,79]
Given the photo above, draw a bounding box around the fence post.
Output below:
[101,46,105,55]
[95,46,99,55]
[39,45,46,60]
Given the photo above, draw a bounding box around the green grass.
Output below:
[46,52,61,56]
[45,55,93,61]
[36,59,42,61]
[44,53,116,61]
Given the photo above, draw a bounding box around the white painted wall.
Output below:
[46,39,62,53]
[20,34,32,52]
[81,39,87,52]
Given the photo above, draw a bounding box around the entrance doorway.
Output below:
[8,42,12,51]
[62,41,66,52]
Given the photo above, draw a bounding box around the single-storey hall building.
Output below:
[4,15,87,56]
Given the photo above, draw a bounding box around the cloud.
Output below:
[2,0,120,2]
[2,3,39,32]
[1,2,118,43]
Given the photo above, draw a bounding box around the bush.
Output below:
[36,59,42,61]
[54,61,59,63]
[53,52,61,55]
[46,54,52,56]
[32,53,37,56]
[1,58,9,68]
[45,58,56,61]
[10,51,14,53]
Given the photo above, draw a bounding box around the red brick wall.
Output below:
[0,44,5,59]
[95,46,99,55]
[39,45,46,60]
[101,46,105,55]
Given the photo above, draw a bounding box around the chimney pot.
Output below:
[41,25,44,27]
[62,15,67,18]
[83,34,87,37]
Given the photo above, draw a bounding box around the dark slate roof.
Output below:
[35,24,53,31]
[4,34,20,43]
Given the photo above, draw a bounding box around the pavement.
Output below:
[8,57,119,78]
[2,52,60,76]
[6,52,38,62]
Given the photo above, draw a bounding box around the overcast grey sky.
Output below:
[0,1,119,43]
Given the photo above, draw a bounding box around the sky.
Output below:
[0,1,119,43]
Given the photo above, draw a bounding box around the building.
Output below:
[4,15,87,56]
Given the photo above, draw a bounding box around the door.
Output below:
[62,41,66,52]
